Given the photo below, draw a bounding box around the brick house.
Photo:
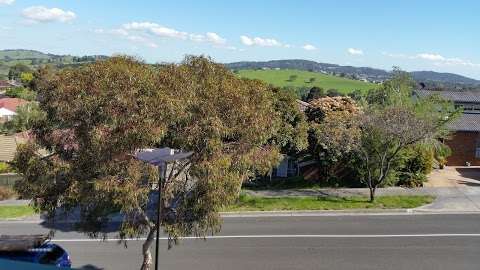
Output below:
[415,90,480,166]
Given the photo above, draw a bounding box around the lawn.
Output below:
[226,194,434,212]
[0,205,35,219]
[237,69,378,94]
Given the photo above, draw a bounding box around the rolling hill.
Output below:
[0,49,108,79]
[237,69,378,94]
[227,60,480,87]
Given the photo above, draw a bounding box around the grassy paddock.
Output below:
[0,205,35,219]
[237,69,378,94]
[226,194,434,212]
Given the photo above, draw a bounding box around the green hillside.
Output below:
[237,69,378,94]
[0,49,108,79]
[0,49,52,60]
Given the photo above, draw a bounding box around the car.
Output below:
[0,235,71,268]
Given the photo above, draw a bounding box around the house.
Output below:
[271,100,311,178]
[415,90,480,166]
[0,98,27,122]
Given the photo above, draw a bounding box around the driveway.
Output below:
[418,166,480,212]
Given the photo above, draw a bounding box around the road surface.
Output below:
[1,213,480,270]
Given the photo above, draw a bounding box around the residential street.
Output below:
[1,213,480,270]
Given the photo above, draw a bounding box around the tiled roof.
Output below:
[0,98,27,112]
[415,90,480,103]
[448,113,480,132]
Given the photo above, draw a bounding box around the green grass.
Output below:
[226,194,434,212]
[237,69,378,94]
[0,205,35,219]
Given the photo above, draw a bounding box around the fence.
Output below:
[0,174,22,187]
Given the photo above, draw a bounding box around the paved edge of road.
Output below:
[2,208,480,224]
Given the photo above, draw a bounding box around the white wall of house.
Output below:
[0,107,16,122]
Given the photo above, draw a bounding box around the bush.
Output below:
[397,146,434,187]
[5,87,36,101]
[0,162,13,174]
[0,186,16,200]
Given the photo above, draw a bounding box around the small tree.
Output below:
[13,56,283,270]
[304,87,325,102]
[288,75,298,82]
[308,77,316,83]
[358,106,440,201]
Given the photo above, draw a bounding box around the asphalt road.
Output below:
[1,213,480,270]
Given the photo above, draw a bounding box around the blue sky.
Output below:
[1,0,480,78]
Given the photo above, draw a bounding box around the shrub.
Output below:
[397,146,434,187]
[0,186,16,200]
[0,162,13,174]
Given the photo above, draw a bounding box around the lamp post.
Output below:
[135,148,192,270]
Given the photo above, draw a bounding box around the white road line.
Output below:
[51,234,480,242]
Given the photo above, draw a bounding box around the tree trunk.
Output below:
[140,226,156,270]
[369,187,376,202]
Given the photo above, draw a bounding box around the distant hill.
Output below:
[0,49,108,79]
[227,60,480,87]
[237,69,377,95]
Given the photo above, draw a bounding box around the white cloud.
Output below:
[383,51,480,68]
[302,44,317,51]
[347,48,364,55]
[0,0,14,5]
[240,35,282,47]
[94,28,158,48]
[205,32,226,45]
[22,6,76,23]
[416,53,445,61]
[123,22,188,40]
[122,22,229,48]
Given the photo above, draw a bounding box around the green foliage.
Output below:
[304,86,325,101]
[1,103,45,133]
[270,88,308,155]
[20,72,34,85]
[12,56,287,269]
[357,69,457,200]
[4,87,37,101]
[0,162,13,174]
[288,74,298,81]
[8,63,32,80]
[396,145,434,187]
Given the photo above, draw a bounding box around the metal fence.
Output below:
[0,174,22,187]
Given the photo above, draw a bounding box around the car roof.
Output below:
[0,235,49,252]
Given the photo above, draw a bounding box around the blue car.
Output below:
[0,235,71,268]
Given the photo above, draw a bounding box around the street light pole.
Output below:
[154,164,163,270]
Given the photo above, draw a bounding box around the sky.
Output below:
[1,0,480,79]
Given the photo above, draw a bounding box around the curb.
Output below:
[3,209,480,223]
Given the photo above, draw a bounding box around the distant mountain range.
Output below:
[2,50,479,88]
[226,59,480,87]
